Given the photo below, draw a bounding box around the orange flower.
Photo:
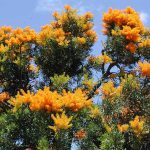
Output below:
[0,92,10,102]
[121,26,140,42]
[64,5,71,11]
[126,42,136,53]
[117,124,129,132]
[76,37,86,44]
[84,12,93,20]
[1,26,12,32]
[52,11,60,18]
[62,88,92,112]
[138,62,150,77]
[102,7,144,40]
[74,129,87,140]
[86,30,97,41]
[27,64,38,73]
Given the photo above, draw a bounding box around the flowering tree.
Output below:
[0,5,149,150]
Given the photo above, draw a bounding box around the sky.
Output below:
[0,1,149,88]
[0,0,150,56]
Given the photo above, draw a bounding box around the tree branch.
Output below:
[87,62,117,99]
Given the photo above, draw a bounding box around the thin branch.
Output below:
[87,62,117,99]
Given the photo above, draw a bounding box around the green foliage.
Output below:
[50,73,70,91]
[100,130,125,150]
[37,136,50,150]
[0,112,17,149]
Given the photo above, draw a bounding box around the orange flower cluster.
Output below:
[130,116,144,135]
[37,5,97,47]
[74,129,87,140]
[9,90,34,112]
[101,80,122,99]
[10,87,62,112]
[88,54,112,66]
[49,111,73,132]
[117,124,129,132]
[85,30,97,42]
[138,62,150,77]
[121,26,141,42]
[0,26,12,42]
[102,7,144,53]
[7,27,36,47]
[37,24,69,47]
[102,7,144,36]
[0,92,10,102]
[10,87,92,112]
[62,89,92,112]
[0,26,36,48]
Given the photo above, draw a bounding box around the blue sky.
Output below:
[0,0,150,55]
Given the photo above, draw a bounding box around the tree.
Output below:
[0,5,149,150]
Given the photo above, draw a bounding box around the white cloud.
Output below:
[140,12,149,24]
[35,0,103,14]
[35,0,65,12]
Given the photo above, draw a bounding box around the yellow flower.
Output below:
[88,54,112,66]
[130,116,144,135]
[0,44,9,53]
[117,124,129,132]
[90,106,101,118]
[9,90,33,112]
[138,62,150,77]
[104,124,112,133]
[111,29,120,36]
[76,37,86,45]
[101,80,122,99]
[49,112,73,132]
[139,39,150,48]
[82,79,94,90]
